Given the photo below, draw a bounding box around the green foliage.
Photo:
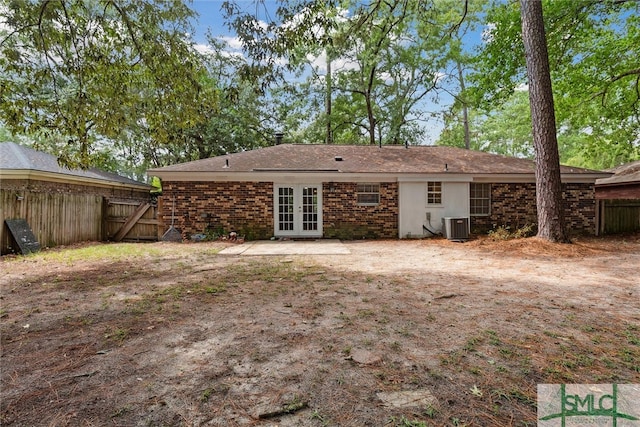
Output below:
[150,176,162,194]
[439,89,633,169]
[487,224,536,241]
[469,0,640,168]
[199,388,214,402]
[6,242,165,265]
[0,2,280,174]
[224,0,471,146]
[0,1,213,169]
[104,327,129,344]
[4,0,636,171]
[324,223,381,240]
[388,416,427,427]
[439,90,534,158]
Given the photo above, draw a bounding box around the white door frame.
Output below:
[274,184,323,238]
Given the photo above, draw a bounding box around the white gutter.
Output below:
[147,170,610,184]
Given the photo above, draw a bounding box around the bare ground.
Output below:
[1,234,639,426]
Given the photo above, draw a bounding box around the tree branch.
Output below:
[447,0,469,38]
[633,74,640,115]
[588,68,640,106]
[104,1,144,67]
[36,0,70,128]
[610,67,640,83]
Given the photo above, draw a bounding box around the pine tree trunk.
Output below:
[520,0,569,243]
[457,61,470,150]
[326,58,333,145]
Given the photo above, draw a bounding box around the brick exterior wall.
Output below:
[160,180,399,240]
[471,182,597,235]
[161,180,596,240]
[323,182,398,239]
[161,181,274,240]
[562,183,598,233]
[1,178,149,200]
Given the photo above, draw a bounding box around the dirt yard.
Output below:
[1,234,639,426]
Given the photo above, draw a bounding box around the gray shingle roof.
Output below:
[0,142,149,188]
[597,160,640,186]
[148,144,606,176]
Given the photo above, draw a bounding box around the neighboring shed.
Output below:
[148,144,610,240]
[1,142,155,255]
[595,160,640,234]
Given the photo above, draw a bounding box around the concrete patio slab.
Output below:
[219,239,351,255]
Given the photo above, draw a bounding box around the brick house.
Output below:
[1,142,152,254]
[595,160,640,234]
[147,144,611,240]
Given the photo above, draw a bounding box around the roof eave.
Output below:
[146,169,607,184]
[0,169,151,191]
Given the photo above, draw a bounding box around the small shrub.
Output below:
[488,225,512,240]
[487,224,535,240]
[513,223,535,238]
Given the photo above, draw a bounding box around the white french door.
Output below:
[274,184,322,237]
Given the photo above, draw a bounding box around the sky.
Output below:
[189,1,266,54]
[189,1,234,43]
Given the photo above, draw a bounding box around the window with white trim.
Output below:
[470,183,491,216]
[426,181,442,205]
[356,183,380,205]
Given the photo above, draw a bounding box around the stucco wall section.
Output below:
[323,182,398,239]
[161,181,274,240]
[471,182,597,235]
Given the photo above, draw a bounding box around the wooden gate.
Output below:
[104,199,159,242]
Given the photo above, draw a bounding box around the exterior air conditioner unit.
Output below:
[442,217,469,241]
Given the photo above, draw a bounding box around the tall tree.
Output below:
[431,0,483,150]
[146,37,273,164]
[0,0,211,169]
[520,0,568,242]
[223,0,465,146]
[323,0,468,146]
[439,90,534,157]
[472,0,639,168]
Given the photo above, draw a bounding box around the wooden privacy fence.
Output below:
[1,190,158,255]
[602,199,640,234]
[1,190,103,253]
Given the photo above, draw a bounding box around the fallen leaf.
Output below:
[470,385,483,397]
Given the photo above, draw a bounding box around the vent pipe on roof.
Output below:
[444,163,448,172]
[274,132,284,145]
[223,159,229,168]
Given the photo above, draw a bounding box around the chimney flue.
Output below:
[274,132,284,145]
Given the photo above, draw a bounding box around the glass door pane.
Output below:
[274,184,321,237]
[278,187,294,231]
[302,186,318,231]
